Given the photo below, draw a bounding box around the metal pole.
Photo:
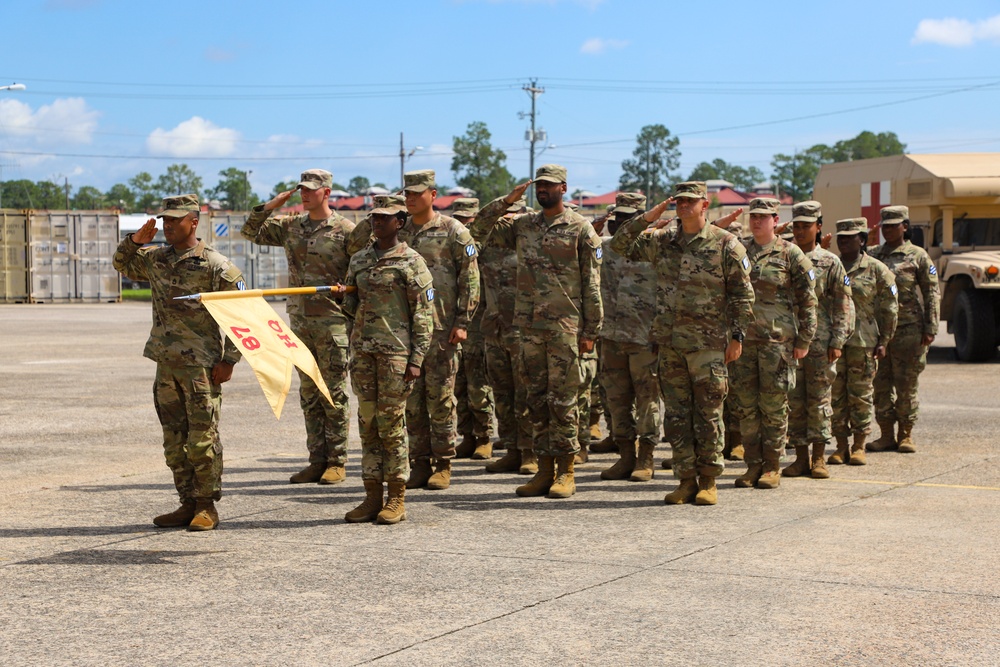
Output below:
[64,177,69,209]
[523,79,544,208]
[399,132,405,191]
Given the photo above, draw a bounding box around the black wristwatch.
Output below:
[732,331,745,343]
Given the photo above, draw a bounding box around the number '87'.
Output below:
[229,320,298,351]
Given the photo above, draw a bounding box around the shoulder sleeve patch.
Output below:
[808,268,816,281]
[844,275,851,286]
[890,283,898,296]
[426,287,435,301]
[741,256,751,271]
[465,243,476,257]
[929,264,937,275]
[595,246,603,260]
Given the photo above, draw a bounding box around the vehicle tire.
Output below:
[953,289,998,362]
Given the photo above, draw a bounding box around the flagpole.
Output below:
[173,285,356,301]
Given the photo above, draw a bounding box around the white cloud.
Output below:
[580,37,630,55]
[0,97,100,144]
[913,14,1000,46]
[146,117,241,157]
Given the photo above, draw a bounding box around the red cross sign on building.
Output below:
[861,180,891,245]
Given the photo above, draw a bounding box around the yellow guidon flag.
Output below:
[174,286,353,419]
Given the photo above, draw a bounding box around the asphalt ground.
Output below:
[1,302,998,666]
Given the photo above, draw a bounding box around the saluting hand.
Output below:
[263,187,298,211]
[716,207,744,228]
[131,218,158,245]
[643,198,674,225]
[504,181,532,206]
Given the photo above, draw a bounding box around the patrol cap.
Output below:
[534,164,567,183]
[792,200,822,223]
[748,197,781,216]
[506,197,527,213]
[297,169,333,191]
[403,170,436,193]
[672,181,707,199]
[452,197,480,219]
[613,192,647,215]
[836,218,869,236]
[880,205,909,225]
[371,194,406,216]
[157,193,200,218]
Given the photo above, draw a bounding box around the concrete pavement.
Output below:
[1,303,998,666]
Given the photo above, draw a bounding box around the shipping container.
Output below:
[0,209,121,303]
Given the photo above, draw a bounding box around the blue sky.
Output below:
[1,0,999,200]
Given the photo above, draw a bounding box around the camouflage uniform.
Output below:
[451,199,495,450]
[832,219,899,439]
[787,245,854,449]
[342,239,434,483]
[731,199,817,477]
[611,183,754,481]
[480,209,530,453]
[871,207,940,433]
[242,169,361,470]
[471,167,603,458]
[599,194,660,453]
[113,196,243,504]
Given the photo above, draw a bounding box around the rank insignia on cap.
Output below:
[595,247,603,260]
[929,265,937,275]
[808,269,816,281]
[426,288,435,301]
[741,256,751,271]
[465,244,476,257]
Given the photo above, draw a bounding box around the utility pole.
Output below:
[399,132,405,190]
[64,177,70,209]
[520,79,545,208]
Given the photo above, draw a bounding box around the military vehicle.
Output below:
[814,154,1000,361]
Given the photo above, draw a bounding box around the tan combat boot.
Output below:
[589,420,603,443]
[849,433,868,465]
[289,462,326,484]
[377,481,407,524]
[727,431,745,461]
[591,435,616,454]
[405,458,433,489]
[782,446,811,477]
[319,465,346,485]
[516,455,554,497]
[345,479,384,523]
[896,422,916,453]
[153,500,196,528]
[866,419,897,452]
[735,464,763,488]
[574,443,589,464]
[694,476,718,505]
[757,445,781,488]
[661,455,673,470]
[828,435,850,465]
[629,441,656,482]
[485,447,521,473]
[472,438,493,460]
[810,443,830,479]
[518,448,539,475]
[548,454,576,498]
[426,459,452,490]
[664,477,699,504]
[187,500,219,531]
[455,434,477,458]
[601,439,636,480]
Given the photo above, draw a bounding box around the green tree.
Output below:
[155,164,203,199]
[688,159,766,192]
[619,124,681,203]
[770,146,828,201]
[71,185,104,209]
[450,121,514,203]
[105,183,136,212]
[347,175,371,195]
[209,167,260,210]
[0,179,40,209]
[37,180,68,209]
[827,131,906,162]
[129,171,159,212]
